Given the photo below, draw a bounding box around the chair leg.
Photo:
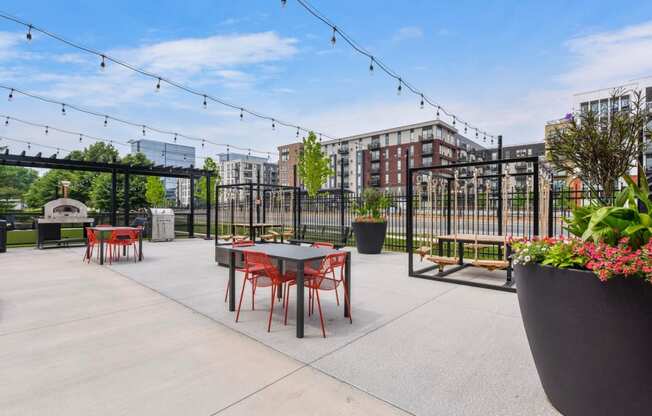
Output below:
[224,278,230,302]
[334,284,340,306]
[315,289,326,338]
[235,275,248,323]
[251,279,256,310]
[267,284,276,332]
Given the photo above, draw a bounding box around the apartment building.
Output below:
[277,142,303,187]
[216,152,278,189]
[129,139,195,205]
[317,120,462,192]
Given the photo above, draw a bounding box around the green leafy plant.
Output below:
[353,188,390,222]
[145,176,167,207]
[297,132,334,198]
[541,239,587,269]
[565,170,652,249]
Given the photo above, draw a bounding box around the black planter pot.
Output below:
[352,221,387,254]
[515,264,652,416]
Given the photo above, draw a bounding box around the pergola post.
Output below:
[205,172,211,240]
[189,174,195,238]
[123,173,130,226]
[110,169,117,226]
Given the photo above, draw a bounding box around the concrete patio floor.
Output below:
[0,239,559,415]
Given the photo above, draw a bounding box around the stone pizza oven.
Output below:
[37,181,94,248]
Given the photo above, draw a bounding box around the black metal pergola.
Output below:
[0,151,214,239]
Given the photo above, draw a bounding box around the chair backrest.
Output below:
[110,229,133,241]
[233,239,255,247]
[243,251,282,282]
[316,252,347,280]
[86,228,98,244]
[312,241,334,249]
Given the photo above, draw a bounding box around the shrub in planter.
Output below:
[512,177,652,416]
[352,188,389,254]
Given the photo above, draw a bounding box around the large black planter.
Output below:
[515,264,652,416]
[352,221,386,254]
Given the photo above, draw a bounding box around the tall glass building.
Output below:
[129,139,196,205]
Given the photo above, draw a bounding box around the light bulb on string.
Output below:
[155,78,161,92]
[369,57,374,74]
[397,78,402,95]
[464,123,467,134]
[483,133,486,142]
[452,116,456,126]
[173,133,177,143]
[142,125,146,136]
[319,133,322,142]
[56,148,60,156]
[27,142,30,150]
[272,119,276,131]
[104,116,108,127]
[8,88,14,101]
[61,104,66,116]
[100,55,106,71]
[4,116,8,126]
[202,95,207,109]
[240,108,243,121]
[475,128,478,139]
[79,134,83,143]
[420,94,424,109]
[45,126,49,135]
[330,26,337,47]
[436,106,440,118]
[201,139,205,148]
[296,127,300,138]
[281,0,287,7]
[26,25,32,41]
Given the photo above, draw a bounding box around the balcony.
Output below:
[370,151,380,162]
[421,144,433,155]
[368,141,381,150]
[370,163,380,173]
[338,146,349,155]
[419,133,434,142]
[369,176,381,187]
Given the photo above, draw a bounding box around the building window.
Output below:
[397,172,401,183]
[397,131,402,144]
[397,160,402,171]
[385,133,389,145]
[384,148,389,158]
[397,147,402,157]
[385,160,389,170]
[385,173,389,183]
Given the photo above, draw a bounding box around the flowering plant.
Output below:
[512,236,652,283]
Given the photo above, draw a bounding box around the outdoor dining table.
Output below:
[218,244,350,338]
[87,226,143,265]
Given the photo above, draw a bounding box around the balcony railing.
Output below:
[370,163,380,173]
[419,133,434,142]
[370,152,380,161]
[368,142,381,150]
[421,144,433,155]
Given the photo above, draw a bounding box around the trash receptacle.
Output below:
[0,219,7,253]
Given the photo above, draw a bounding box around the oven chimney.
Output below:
[60,180,71,199]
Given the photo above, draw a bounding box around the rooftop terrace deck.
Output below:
[0,239,559,415]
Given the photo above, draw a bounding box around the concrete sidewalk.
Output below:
[0,240,559,415]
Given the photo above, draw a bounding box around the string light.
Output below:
[4,116,8,126]
[330,26,337,47]
[397,78,402,95]
[104,115,108,127]
[464,123,467,134]
[201,139,205,148]
[369,56,374,74]
[452,115,456,126]
[436,106,440,118]
[289,0,494,143]
[0,14,337,143]
[296,127,300,137]
[8,88,13,101]
[79,134,82,143]
[45,125,48,135]
[420,94,424,109]
[240,108,243,121]
[26,24,32,41]
[27,142,30,150]
[272,119,276,131]
[61,104,66,115]
[155,78,161,92]
[142,125,146,136]
[173,133,177,143]
[281,0,287,7]
[202,95,207,109]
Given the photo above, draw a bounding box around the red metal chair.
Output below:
[312,242,334,249]
[225,240,257,303]
[236,250,294,332]
[284,252,350,338]
[83,228,101,263]
[107,229,139,263]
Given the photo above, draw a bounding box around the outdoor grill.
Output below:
[37,181,94,248]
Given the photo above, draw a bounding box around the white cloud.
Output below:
[392,26,424,43]
[560,21,652,89]
[115,32,298,75]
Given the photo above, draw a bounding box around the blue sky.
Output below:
[0,0,651,162]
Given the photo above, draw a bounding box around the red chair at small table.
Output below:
[225,240,258,303]
[107,229,139,263]
[284,251,351,338]
[83,228,101,263]
[236,250,295,332]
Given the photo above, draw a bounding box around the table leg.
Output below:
[344,252,351,318]
[506,243,513,283]
[458,242,464,265]
[138,231,143,261]
[296,260,304,338]
[228,251,236,311]
[99,236,104,265]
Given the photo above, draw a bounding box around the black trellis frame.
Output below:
[0,151,212,238]
[214,181,300,247]
[407,155,540,293]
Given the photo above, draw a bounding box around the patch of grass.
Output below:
[7,228,83,246]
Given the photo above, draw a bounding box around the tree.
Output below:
[89,152,152,211]
[547,89,649,203]
[145,176,167,207]
[297,132,334,197]
[195,157,221,205]
[0,166,38,210]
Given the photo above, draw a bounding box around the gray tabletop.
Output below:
[220,244,340,262]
